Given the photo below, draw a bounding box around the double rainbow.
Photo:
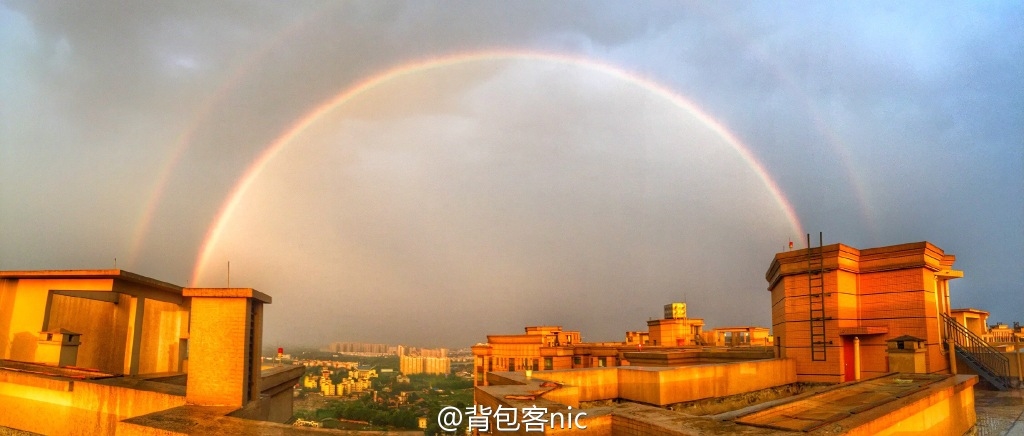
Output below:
[186,50,805,285]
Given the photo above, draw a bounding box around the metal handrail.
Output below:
[941,313,1011,387]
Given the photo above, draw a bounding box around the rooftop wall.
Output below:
[45,292,132,373]
[0,278,115,364]
[510,358,796,407]
[185,297,251,407]
[477,367,977,435]
[0,370,186,435]
[137,298,189,374]
[835,375,977,436]
[0,274,190,376]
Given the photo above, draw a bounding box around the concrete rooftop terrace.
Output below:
[475,359,981,435]
[0,360,306,435]
[120,405,421,435]
[735,373,952,432]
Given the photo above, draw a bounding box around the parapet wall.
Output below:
[477,361,976,435]
[631,358,797,405]
[228,365,305,423]
[534,367,620,403]
[498,358,796,406]
[825,374,977,436]
[0,370,186,435]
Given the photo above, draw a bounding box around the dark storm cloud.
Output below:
[1,1,1021,347]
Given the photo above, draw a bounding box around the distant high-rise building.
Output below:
[324,341,396,354]
[400,354,451,375]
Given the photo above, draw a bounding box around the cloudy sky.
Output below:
[1,1,1021,348]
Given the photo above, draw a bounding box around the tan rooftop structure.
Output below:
[950,307,990,337]
[0,269,305,435]
[768,240,1018,390]
[988,321,1024,345]
[472,304,775,387]
[706,326,772,347]
[767,241,961,383]
[647,302,706,347]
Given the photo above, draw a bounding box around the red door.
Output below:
[842,338,855,382]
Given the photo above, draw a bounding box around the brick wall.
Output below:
[185,297,249,407]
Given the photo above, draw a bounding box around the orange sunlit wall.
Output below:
[0,271,190,376]
[766,242,962,383]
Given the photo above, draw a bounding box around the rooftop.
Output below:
[478,366,981,435]
[0,269,182,294]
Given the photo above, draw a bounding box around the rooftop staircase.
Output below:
[941,313,1016,390]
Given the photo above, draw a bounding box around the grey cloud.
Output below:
[1,1,1020,346]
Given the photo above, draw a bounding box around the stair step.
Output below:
[953,346,1010,391]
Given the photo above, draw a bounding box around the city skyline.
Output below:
[1,2,1021,348]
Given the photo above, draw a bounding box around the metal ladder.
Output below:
[808,232,827,361]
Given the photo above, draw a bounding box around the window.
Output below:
[544,357,553,370]
[598,357,606,367]
[532,359,539,371]
[572,356,581,366]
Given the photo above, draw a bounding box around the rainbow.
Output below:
[124,5,344,268]
[190,50,805,285]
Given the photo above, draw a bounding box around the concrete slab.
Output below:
[974,388,1024,435]
[736,373,947,432]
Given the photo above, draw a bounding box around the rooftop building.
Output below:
[471,240,1006,434]
[471,305,768,386]
[0,269,306,435]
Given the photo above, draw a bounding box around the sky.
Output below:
[1,1,1021,349]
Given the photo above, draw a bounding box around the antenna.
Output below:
[114,257,117,269]
[227,261,231,288]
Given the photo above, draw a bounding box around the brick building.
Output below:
[767,241,962,383]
